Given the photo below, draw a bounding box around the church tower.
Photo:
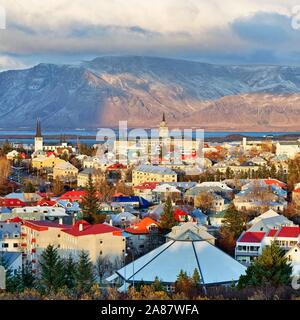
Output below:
[34,118,43,152]
[159,112,169,138]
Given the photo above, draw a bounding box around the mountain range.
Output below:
[1,56,300,131]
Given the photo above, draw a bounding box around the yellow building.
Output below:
[53,161,78,181]
[32,155,65,170]
[21,220,126,267]
[132,164,177,187]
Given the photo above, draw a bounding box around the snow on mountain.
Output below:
[0,56,300,130]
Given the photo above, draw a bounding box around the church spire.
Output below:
[162,112,166,123]
[35,118,42,138]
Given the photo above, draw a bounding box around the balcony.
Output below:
[235,249,260,257]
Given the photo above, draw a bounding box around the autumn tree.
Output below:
[52,178,65,196]
[0,156,10,185]
[24,179,36,193]
[175,270,198,298]
[194,192,214,214]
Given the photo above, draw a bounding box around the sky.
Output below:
[0,0,300,70]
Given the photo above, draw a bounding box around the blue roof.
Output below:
[112,196,150,209]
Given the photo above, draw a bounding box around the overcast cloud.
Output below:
[0,0,299,69]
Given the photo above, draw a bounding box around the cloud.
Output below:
[232,12,292,45]
[0,0,299,65]
[0,55,26,70]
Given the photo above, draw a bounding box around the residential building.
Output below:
[132,164,177,187]
[125,217,161,256]
[53,161,78,181]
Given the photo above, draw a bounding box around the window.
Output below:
[2,243,8,248]
[13,243,18,248]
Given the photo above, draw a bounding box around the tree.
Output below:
[75,251,95,295]
[221,203,245,239]
[13,261,36,292]
[81,174,99,224]
[175,270,196,298]
[0,252,15,292]
[95,256,112,285]
[39,245,65,293]
[151,277,164,292]
[52,178,65,195]
[192,268,201,288]
[194,192,214,214]
[2,139,12,154]
[160,196,177,231]
[24,179,36,193]
[0,157,10,185]
[63,255,77,290]
[238,243,292,289]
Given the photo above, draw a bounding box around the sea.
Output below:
[0,129,300,145]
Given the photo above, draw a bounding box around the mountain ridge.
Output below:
[0,56,300,130]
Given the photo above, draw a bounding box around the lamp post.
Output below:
[127,246,135,290]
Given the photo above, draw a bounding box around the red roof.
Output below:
[4,217,23,223]
[0,198,27,207]
[239,232,266,243]
[267,229,278,237]
[134,182,160,190]
[37,199,57,206]
[107,163,127,171]
[264,179,286,189]
[125,217,159,234]
[62,220,121,237]
[58,191,87,202]
[24,220,71,232]
[47,151,56,157]
[174,208,189,222]
[277,226,300,238]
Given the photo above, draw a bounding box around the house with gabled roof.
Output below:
[125,217,161,256]
[236,225,300,266]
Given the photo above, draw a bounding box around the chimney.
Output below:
[109,219,113,226]
[58,218,63,225]
[79,223,83,232]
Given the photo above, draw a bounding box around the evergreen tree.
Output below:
[18,261,36,291]
[160,196,177,231]
[63,255,77,290]
[81,174,99,224]
[192,268,201,287]
[151,276,164,292]
[0,252,15,292]
[221,203,245,239]
[75,251,95,295]
[39,245,65,293]
[238,242,292,289]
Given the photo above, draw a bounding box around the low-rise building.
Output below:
[53,161,78,181]
[132,165,177,187]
